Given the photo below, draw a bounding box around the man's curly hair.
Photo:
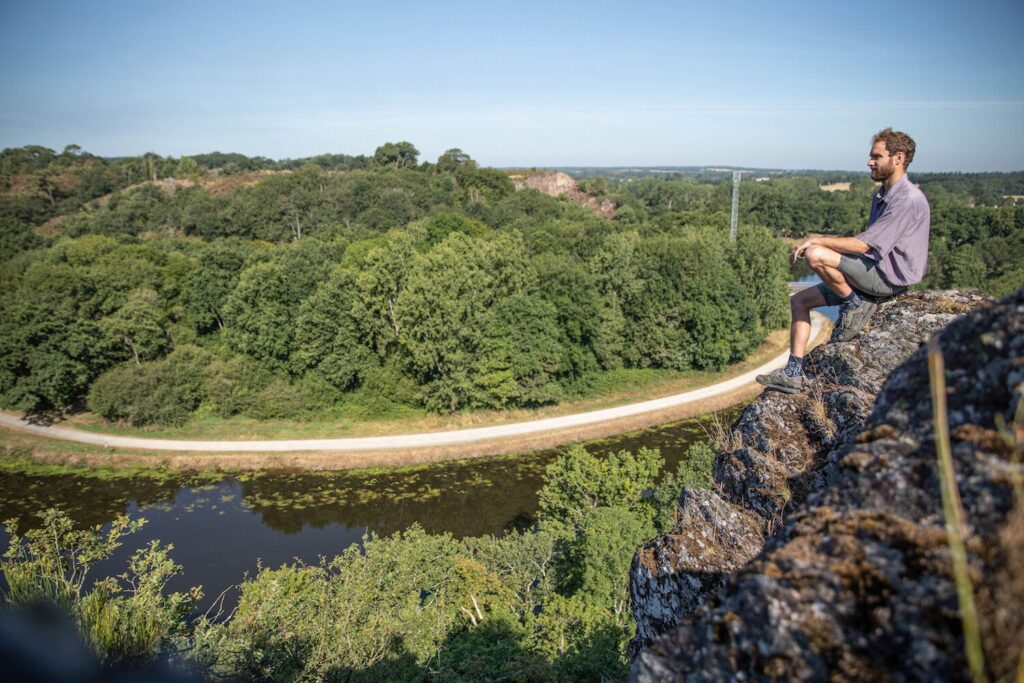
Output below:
[873,128,916,167]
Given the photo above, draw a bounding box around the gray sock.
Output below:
[841,291,863,309]
[784,354,803,378]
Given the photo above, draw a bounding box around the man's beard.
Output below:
[871,164,893,182]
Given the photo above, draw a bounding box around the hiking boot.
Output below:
[831,299,878,343]
[755,367,803,394]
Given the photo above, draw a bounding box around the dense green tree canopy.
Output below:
[2,142,1018,422]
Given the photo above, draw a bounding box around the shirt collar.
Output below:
[876,174,911,202]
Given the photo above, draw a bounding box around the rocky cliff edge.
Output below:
[630,289,1024,681]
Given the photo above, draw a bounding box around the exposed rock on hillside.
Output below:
[630,289,1024,681]
[511,170,616,218]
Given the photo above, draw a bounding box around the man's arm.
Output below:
[792,235,870,264]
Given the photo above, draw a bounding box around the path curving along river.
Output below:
[0,314,828,469]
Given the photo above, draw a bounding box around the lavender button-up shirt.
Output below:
[855,175,931,287]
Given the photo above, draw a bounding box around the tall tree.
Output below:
[99,288,169,366]
[374,141,420,169]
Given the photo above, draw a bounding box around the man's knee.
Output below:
[791,287,826,318]
[790,291,812,316]
[805,245,841,270]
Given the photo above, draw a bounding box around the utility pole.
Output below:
[730,170,741,242]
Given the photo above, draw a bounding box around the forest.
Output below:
[2,144,1021,428]
[1,143,1022,680]
[0,143,795,425]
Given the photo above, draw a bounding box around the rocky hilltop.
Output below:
[510,170,616,218]
[630,289,1024,681]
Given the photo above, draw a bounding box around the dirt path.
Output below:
[0,316,827,470]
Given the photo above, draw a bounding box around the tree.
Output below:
[435,148,477,174]
[222,261,301,365]
[99,288,169,366]
[0,260,110,413]
[728,224,790,331]
[201,526,463,680]
[182,241,250,332]
[472,292,565,407]
[222,241,334,366]
[395,232,551,411]
[533,252,602,378]
[173,156,203,181]
[374,141,420,169]
[293,266,378,391]
[537,444,662,537]
[421,212,487,245]
[350,232,419,357]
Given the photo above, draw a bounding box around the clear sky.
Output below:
[1,0,1021,171]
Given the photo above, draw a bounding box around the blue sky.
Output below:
[1,0,1021,171]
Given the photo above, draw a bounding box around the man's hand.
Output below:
[791,237,817,265]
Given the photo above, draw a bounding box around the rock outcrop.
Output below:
[630,289,1024,681]
[511,170,616,218]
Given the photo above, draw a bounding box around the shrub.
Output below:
[87,346,209,426]
[201,354,275,418]
[1,509,200,664]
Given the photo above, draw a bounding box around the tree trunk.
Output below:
[127,338,140,366]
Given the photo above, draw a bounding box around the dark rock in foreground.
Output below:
[630,289,1024,681]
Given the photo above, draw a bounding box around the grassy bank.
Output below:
[53,328,790,441]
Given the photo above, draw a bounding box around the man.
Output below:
[756,128,931,394]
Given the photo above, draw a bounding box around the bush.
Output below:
[87,346,209,426]
[201,354,275,418]
[241,374,342,421]
[651,440,718,532]
[1,509,200,664]
[198,526,464,681]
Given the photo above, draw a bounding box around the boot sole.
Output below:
[755,379,802,394]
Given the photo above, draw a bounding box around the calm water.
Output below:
[0,409,739,611]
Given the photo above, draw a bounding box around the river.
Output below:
[0,409,739,612]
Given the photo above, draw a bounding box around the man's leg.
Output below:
[803,245,880,342]
[790,285,828,358]
[756,285,827,394]
[804,245,852,298]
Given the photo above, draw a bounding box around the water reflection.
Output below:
[0,408,740,608]
[0,473,188,531]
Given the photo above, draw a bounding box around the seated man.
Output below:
[757,128,931,394]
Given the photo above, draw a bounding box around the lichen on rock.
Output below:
[629,289,1023,681]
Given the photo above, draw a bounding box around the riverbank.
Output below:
[0,315,829,470]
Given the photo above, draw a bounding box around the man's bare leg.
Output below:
[790,285,827,358]
[802,243,881,343]
[756,283,827,393]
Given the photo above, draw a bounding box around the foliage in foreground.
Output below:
[0,441,717,680]
[1,510,200,664]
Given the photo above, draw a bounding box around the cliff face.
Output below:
[511,170,616,218]
[630,289,1024,681]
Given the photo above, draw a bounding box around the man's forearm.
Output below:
[807,235,871,255]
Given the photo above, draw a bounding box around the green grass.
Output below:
[0,443,221,483]
[54,328,791,442]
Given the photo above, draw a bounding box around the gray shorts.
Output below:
[815,254,906,305]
